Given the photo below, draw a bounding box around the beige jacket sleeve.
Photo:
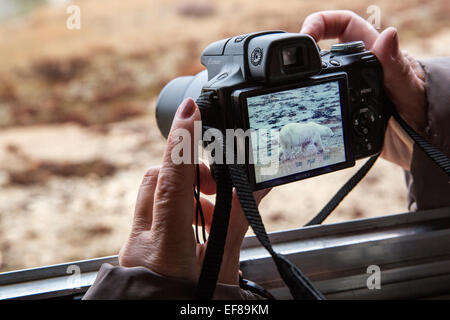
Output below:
[405,57,450,210]
[83,263,264,300]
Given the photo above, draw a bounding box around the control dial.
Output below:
[331,41,365,55]
[353,107,377,137]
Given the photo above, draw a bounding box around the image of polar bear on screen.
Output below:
[279,122,334,160]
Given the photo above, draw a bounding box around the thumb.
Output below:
[371,27,427,131]
[371,27,409,90]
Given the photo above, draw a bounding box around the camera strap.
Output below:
[194,91,324,300]
[194,144,325,300]
[305,154,379,226]
[228,162,325,300]
[391,110,450,177]
[305,107,450,226]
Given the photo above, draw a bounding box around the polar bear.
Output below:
[279,122,334,160]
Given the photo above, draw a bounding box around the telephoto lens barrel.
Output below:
[155,70,207,138]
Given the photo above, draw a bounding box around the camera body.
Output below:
[156,31,391,190]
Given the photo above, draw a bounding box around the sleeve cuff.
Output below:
[83,263,265,300]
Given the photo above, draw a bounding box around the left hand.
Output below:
[118,98,269,285]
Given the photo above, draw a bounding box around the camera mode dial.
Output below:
[331,41,365,55]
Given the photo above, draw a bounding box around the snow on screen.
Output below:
[247,80,347,184]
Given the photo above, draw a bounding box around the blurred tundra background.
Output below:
[0,0,448,272]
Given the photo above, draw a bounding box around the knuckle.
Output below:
[167,132,183,151]
[155,167,189,199]
[399,59,413,78]
[118,243,135,267]
[118,233,153,268]
[345,9,356,16]
[342,9,357,19]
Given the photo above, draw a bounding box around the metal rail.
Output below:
[1,207,450,300]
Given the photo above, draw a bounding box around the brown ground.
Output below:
[0,0,449,272]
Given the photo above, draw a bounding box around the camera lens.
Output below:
[156,71,207,138]
[282,47,298,66]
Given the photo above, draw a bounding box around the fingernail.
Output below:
[391,28,399,59]
[178,98,195,119]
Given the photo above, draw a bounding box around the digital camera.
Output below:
[156,31,390,190]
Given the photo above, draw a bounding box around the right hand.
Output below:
[301,10,427,169]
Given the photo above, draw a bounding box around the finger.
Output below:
[216,190,271,285]
[300,10,379,49]
[131,166,160,234]
[371,27,427,131]
[227,188,270,236]
[195,162,216,195]
[200,188,272,236]
[192,196,215,232]
[253,188,271,204]
[197,195,245,236]
[403,51,426,82]
[199,188,271,284]
[215,192,245,285]
[152,98,201,236]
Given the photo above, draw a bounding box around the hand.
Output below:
[118,98,269,285]
[301,10,427,169]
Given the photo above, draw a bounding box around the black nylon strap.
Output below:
[228,163,325,300]
[391,110,450,177]
[194,163,233,300]
[194,92,235,299]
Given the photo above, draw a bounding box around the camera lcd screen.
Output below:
[246,80,348,187]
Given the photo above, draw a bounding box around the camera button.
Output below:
[217,72,228,80]
[353,113,371,136]
[322,62,328,68]
[330,59,340,66]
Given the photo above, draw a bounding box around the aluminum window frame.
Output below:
[1,207,450,300]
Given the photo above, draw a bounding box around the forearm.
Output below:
[406,57,450,210]
[420,58,450,152]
